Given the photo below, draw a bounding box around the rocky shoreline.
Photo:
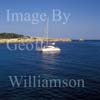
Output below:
[0,37,72,43]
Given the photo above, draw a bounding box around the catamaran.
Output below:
[36,19,61,52]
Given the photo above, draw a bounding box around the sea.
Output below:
[0,40,100,100]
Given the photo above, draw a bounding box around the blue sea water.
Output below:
[0,41,100,100]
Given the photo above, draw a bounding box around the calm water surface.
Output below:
[0,41,100,100]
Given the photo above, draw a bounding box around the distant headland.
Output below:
[0,33,72,43]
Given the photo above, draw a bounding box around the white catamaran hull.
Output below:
[36,46,61,52]
[42,48,60,52]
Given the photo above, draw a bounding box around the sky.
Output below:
[0,0,100,39]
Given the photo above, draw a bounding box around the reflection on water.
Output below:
[40,52,60,70]
[0,41,100,100]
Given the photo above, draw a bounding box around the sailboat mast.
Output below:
[46,18,49,46]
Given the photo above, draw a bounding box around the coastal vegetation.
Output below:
[0,33,25,39]
[0,33,72,43]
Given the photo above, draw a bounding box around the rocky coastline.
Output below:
[0,37,72,43]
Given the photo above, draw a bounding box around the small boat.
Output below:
[36,18,61,53]
[79,38,85,41]
[37,45,60,52]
